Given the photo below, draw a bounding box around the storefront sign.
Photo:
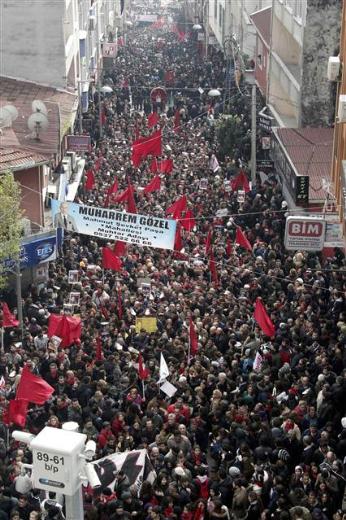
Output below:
[3,232,58,271]
[51,200,177,251]
[66,135,91,152]
[294,175,309,205]
[284,216,325,251]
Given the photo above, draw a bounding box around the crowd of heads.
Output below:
[0,5,346,520]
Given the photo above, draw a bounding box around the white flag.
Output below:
[253,351,263,372]
[159,353,169,383]
[209,154,220,173]
[0,376,5,389]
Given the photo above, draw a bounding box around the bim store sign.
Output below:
[4,232,58,271]
[284,217,326,251]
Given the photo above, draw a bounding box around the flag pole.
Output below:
[142,380,145,401]
[102,268,105,285]
[187,329,191,366]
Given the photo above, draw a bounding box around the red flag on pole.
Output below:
[117,288,123,320]
[85,170,95,191]
[143,175,161,194]
[48,315,81,348]
[150,158,173,174]
[189,317,198,356]
[205,229,213,256]
[138,353,149,380]
[104,180,118,207]
[226,237,233,257]
[209,249,219,286]
[180,210,196,232]
[102,248,123,271]
[235,227,252,253]
[115,185,137,213]
[4,399,28,428]
[131,129,162,167]
[16,365,54,405]
[231,170,250,192]
[148,112,159,128]
[174,109,181,133]
[254,298,275,337]
[166,195,187,219]
[1,303,19,328]
[174,223,183,251]
[96,335,103,361]
[113,241,127,257]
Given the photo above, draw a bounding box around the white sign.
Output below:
[31,427,86,496]
[51,200,177,251]
[284,216,326,251]
[324,215,345,248]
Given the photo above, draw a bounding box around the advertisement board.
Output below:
[66,135,91,152]
[51,200,176,251]
[284,216,325,251]
[3,232,58,272]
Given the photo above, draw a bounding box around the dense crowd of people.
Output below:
[0,5,346,520]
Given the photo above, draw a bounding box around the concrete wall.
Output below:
[301,0,342,126]
[1,0,66,89]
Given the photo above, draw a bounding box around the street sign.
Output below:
[258,108,274,132]
[257,159,274,172]
[294,175,309,205]
[284,216,326,251]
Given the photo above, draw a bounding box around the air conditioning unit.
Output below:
[66,151,77,171]
[89,15,96,31]
[21,218,32,237]
[327,56,340,81]
[338,94,346,123]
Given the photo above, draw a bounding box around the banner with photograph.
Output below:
[51,200,176,250]
[92,449,156,495]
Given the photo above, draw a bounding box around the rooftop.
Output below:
[275,127,334,202]
[250,6,272,47]
[0,147,48,172]
[0,76,77,157]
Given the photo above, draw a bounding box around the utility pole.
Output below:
[15,258,23,339]
[205,0,209,59]
[78,82,83,134]
[251,84,257,186]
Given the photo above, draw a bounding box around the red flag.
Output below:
[189,317,198,356]
[104,180,118,207]
[115,185,137,213]
[117,288,123,320]
[5,399,28,428]
[148,112,159,128]
[16,365,54,405]
[174,223,183,251]
[180,209,196,232]
[150,158,173,174]
[102,248,123,271]
[85,170,95,191]
[113,241,127,257]
[231,170,250,193]
[138,353,149,380]
[47,314,82,348]
[209,249,219,286]
[235,227,252,253]
[226,237,233,256]
[174,109,181,133]
[254,298,275,337]
[166,195,187,219]
[132,129,162,167]
[205,228,213,256]
[96,336,103,361]
[143,175,161,194]
[2,302,19,328]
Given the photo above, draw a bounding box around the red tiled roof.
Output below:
[276,128,334,202]
[0,77,77,157]
[250,7,272,47]
[0,147,48,172]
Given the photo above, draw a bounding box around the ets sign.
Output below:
[284,216,326,251]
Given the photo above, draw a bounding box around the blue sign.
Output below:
[4,232,58,271]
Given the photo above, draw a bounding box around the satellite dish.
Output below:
[27,112,49,140]
[2,104,18,122]
[0,107,13,128]
[32,99,48,116]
